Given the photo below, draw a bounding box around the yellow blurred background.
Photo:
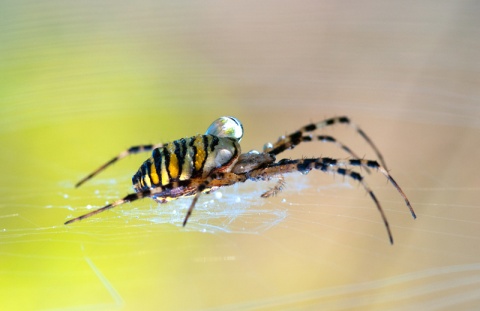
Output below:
[1,1,480,310]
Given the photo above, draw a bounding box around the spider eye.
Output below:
[205,116,244,141]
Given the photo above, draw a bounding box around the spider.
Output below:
[65,116,416,244]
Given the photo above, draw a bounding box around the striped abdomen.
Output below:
[132,134,240,192]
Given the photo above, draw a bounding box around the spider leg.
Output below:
[260,175,286,198]
[64,186,165,225]
[337,158,416,219]
[248,157,416,244]
[182,172,248,226]
[272,134,372,173]
[75,143,163,188]
[264,116,388,170]
[183,189,203,227]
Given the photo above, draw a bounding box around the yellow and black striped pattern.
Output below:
[132,134,240,191]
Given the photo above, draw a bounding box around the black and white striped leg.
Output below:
[65,187,166,225]
[248,157,416,244]
[289,135,373,173]
[76,143,163,188]
[263,116,388,170]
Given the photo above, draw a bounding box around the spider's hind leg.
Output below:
[76,143,163,188]
[65,186,165,225]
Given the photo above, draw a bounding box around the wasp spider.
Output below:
[65,116,416,243]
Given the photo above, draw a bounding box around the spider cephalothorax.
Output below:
[66,116,416,244]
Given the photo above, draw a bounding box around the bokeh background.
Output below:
[1,1,480,310]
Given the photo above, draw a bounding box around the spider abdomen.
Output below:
[132,134,240,192]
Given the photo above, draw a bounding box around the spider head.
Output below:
[206,116,244,142]
[231,150,276,174]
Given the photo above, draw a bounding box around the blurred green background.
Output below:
[2,1,480,310]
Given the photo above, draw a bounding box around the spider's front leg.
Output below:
[246,157,416,244]
[263,116,388,170]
